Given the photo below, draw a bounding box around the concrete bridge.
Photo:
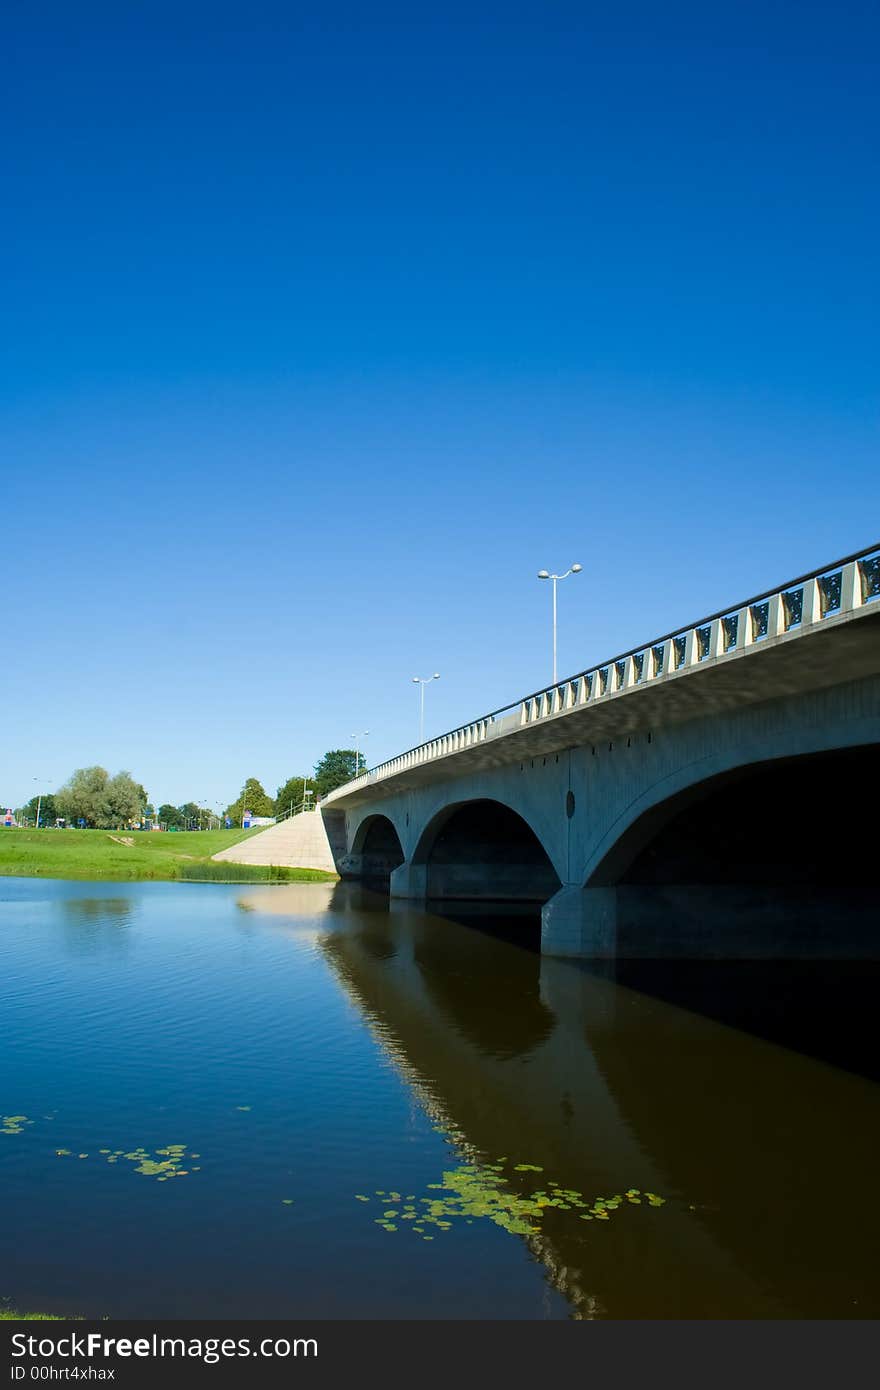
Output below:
[320,543,880,959]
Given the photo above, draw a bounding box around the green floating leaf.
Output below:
[1,1114,33,1135]
[355,1161,666,1246]
[281,1199,294,1205]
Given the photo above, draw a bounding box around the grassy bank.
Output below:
[0,828,338,884]
[0,1309,67,1320]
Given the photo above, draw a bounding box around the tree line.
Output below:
[8,749,362,829]
[223,750,361,822]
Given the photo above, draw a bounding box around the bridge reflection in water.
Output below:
[254,883,880,1319]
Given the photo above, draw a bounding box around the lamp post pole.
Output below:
[351,731,369,777]
[33,777,50,830]
[537,565,582,684]
[412,674,440,744]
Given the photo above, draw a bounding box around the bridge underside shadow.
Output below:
[545,745,879,960]
[389,800,561,949]
[343,815,405,891]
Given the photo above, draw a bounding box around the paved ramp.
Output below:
[212,810,339,873]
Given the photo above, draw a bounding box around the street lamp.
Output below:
[33,777,51,830]
[351,732,369,777]
[412,673,440,744]
[537,564,582,684]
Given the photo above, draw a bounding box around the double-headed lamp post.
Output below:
[537,564,582,685]
[412,673,440,744]
[351,731,369,776]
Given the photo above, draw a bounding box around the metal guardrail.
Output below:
[274,798,315,823]
[321,541,880,805]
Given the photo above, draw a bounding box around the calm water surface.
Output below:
[2,877,880,1319]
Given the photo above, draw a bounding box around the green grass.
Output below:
[0,1309,68,1320]
[0,828,338,884]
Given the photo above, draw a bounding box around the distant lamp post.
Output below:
[537,564,582,684]
[351,732,369,777]
[33,777,51,830]
[412,673,440,744]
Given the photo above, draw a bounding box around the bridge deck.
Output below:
[322,547,880,810]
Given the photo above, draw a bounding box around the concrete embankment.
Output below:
[211,810,339,873]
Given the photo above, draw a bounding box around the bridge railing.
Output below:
[320,542,880,805]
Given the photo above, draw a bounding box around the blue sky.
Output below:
[3,1,878,811]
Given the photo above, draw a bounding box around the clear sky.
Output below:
[3,1,878,812]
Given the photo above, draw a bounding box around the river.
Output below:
[2,877,879,1319]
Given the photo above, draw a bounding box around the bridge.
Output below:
[317,542,880,959]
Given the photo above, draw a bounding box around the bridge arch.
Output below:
[411,798,561,904]
[582,728,880,890]
[547,743,880,962]
[349,814,405,888]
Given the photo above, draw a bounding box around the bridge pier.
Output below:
[389,861,427,900]
[541,885,618,958]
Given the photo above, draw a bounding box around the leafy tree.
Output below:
[56,766,109,828]
[55,766,147,828]
[225,777,274,824]
[313,749,359,798]
[101,771,148,829]
[25,793,58,827]
[274,775,311,817]
[178,801,202,828]
[158,803,183,828]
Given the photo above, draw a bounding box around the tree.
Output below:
[225,777,274,824]
[158,803,183,828]
[274,775,309,817]
[55,766,147,828]
[101,772,148,829]
[25,793,58,827]
[56,766,109,828]
[313,749,359,798]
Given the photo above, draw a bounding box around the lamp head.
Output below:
[537,570,550,580]
[433,673,440,680]
[571,563,583,573]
